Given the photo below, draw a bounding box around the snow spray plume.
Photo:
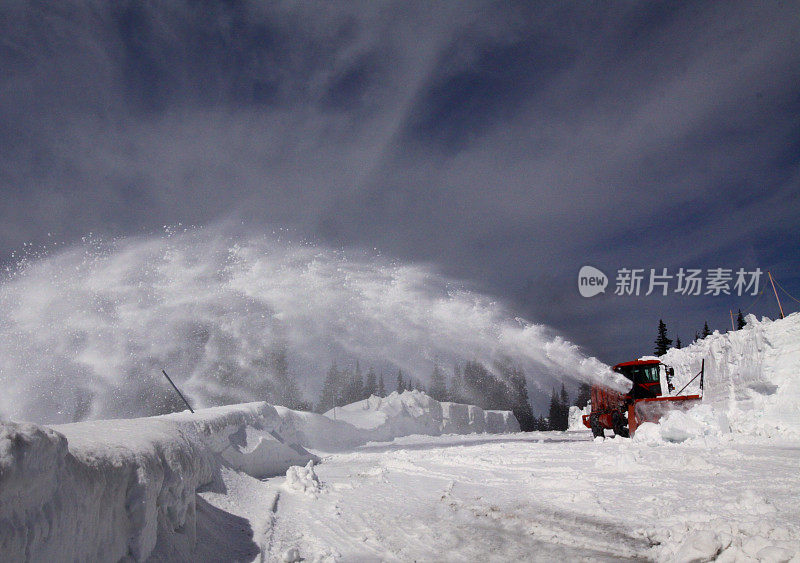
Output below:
[0,228,628,424]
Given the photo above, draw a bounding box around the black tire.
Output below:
[612,410,629,438]
[590,414,604,438]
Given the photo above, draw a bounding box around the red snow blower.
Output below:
[582,359,703,438]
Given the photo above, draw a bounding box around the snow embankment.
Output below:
[1,391,517,560]
[323,390,520,440]
[568,405,588,431]
[0,402,312,561]
[660,312,800,438]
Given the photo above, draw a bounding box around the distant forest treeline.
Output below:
[259,343,593,432]
[316,358,536,430]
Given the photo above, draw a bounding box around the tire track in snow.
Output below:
[259,491,281,563]
[242,432,800,561]
[263,437,653,561]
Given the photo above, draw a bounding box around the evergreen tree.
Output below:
[429,364,447,401]
[547,388,562,431]
[448,363,466,403]
[396,369,405,393]
[574,382,591,409]
[463,360,494,408]
[694,331,700,342]
[702,321,712,338]
[342,362,364,404]
[293,400,313,412]
[269,344,302,409]
[559,383,570,430]
[654,319,673,356]
[364,366,377,398]
[338,365,351,404]
[355,361,364,399]
[377,373,386,397]
[449,357,539,428]
[547,388,557,431]
[507,365,535,431]
[676,336,682,349]
[317,362,341,413]
[537,415,548,431]
[736,309,746,330]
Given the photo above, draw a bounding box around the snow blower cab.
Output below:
[582,359,703,438]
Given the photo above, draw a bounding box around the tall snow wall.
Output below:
[660,312,800,437]
[0,392,518,560]
[322,390,520,442]
[0,402,311,561]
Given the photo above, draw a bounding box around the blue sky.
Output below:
[1,1,798,363]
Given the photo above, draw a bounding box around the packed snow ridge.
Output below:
[660,312,800,439]
[569,312,800,441]
[0,390,517,560]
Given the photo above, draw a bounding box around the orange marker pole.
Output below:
[768,271,785,319]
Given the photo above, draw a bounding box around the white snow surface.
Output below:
[0,401,311,561]
[660,312,800,438]
[263,432,799,562]
[568,404,588,431]
[283,460,323,498]
[3,313,800,561]
[0,391,516,561]
[323,390,519,440]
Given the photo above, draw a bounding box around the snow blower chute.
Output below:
[582,359,703,438]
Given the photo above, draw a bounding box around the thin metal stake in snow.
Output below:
[161,369,195,413]
[675,359,704,397]
[768,271,785,319]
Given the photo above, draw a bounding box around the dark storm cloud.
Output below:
[1,0,799,364]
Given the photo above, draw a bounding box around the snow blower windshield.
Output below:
[614,362,662,399]
[614,364,660,384]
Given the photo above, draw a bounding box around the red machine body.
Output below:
[582,359,702,438]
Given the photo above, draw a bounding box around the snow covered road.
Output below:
[199,431,800,562]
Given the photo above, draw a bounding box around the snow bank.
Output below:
[568,405,588,431]
[325,391,442,441]
[440,401,470,433]
[0,402,314,561]
[1,392,517,559]
[648,487,800,562]
[323,390,519,441]
[661,312,800,438]
[486,409,521,433]
[161,402,316,477]
[1,418,212,561]
[273,406,367,451]
[631,405,729,445]
[283,460,322,498]
[467,404,486,433]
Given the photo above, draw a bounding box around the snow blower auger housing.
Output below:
[582,359,703,438]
